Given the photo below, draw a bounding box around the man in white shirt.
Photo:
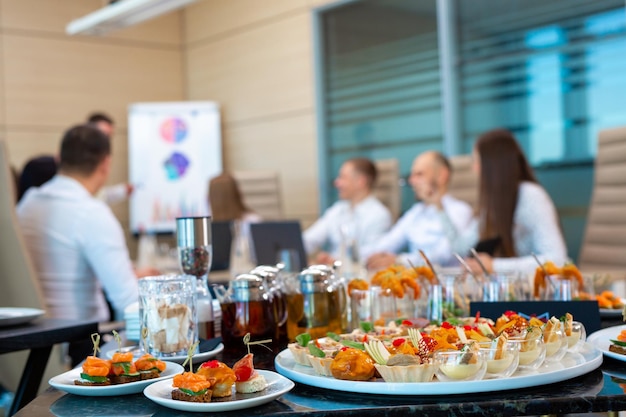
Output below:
[87,112,134,204]
[17,125,154,324]
[303,158,392,265]
[364,151,473,269]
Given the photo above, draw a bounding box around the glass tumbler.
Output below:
[139,275,197,357]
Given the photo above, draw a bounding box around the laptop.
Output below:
[250,221,307,271]
[210,221,232,271]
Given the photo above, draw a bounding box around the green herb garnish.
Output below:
[295,333,311,347]
[611,339,626,347]
[360,322,374,333]
[341,340,365,350]
[326,332,341,342]
[179,388,208,396]
[308,343,326,358]
[79,373,107,383]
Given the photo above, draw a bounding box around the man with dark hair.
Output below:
[364,151,473,269]
[85,112,134,203]
[17,125,151,327]
[87,112,115,138]
[303,157,392,268]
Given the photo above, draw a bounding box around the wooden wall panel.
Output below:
[224,113,319,225]
[0,0,182,46]
[0,31,4,128]
[3,35,183,130]
[186,12,314,125]
[306,0,341,8]
[184,0,305,45]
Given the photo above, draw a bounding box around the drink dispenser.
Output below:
[286,267,345,341]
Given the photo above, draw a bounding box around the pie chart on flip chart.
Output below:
[160,117,188,143]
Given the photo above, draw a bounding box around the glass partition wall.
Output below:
[314,0,626,260]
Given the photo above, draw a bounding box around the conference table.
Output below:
[12,326,626,417]
[0,317,98,416]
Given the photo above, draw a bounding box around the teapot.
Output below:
[213,274,285,351]
[284,267,346,341]
[249,265,288,341]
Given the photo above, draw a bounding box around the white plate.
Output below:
[587,325,626,362]
[600,308,624,318]
[0,307,45,327]
[105,343,225,365]
[143,370,294,412]
[274,343,602,395]
[49,361,183,396]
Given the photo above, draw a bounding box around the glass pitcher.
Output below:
[214,274,284,351]
[285,267,346,341]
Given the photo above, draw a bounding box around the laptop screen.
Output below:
[210,221,232,271]
[250,221,307,271]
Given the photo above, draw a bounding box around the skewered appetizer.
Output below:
[609,330,626,356]
[233,353,268,393]
[196,360,237,398]
[109,351,141,384]
[172,372,214,403]
[74,356,112,386]
[134,353,167,380]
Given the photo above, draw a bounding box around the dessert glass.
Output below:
[508,337,546,370]
[565,321,586,352]
[434,349,487,382]
[480,344,520,378]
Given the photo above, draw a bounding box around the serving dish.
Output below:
[143,370,294,412]
[587,325,626,362]
[105,342,224,364]
[275,343,602,395]
[49,361,183,396]
[0,307,44,327]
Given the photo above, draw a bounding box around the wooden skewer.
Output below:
[470,248,494,281]
[418,250,440,286]
[532,253,556,290]
[454,253,484,285]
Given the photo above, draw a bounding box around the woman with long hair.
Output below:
[209,173,260,223]
[208,173,262,272]
[454,129,567,273]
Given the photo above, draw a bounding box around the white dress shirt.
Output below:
[362,194,473,267]
[449,181,567,273]
[17,175,138,322]
[303,195,392,262]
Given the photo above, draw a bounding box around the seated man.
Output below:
[303,157,392,266]
[364,151,473,269]
[17,125,154,325]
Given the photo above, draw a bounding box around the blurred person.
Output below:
[17,155,57,202]
[364,151,473,270]
[304,158,392,265]
[17,125,158,329]
[87,112,115,138]
[209,173,262,272]
[209,172,262,226]
[86,112,134,204]
[454,129,567,273]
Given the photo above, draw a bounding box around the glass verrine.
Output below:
[480,343,520,378]
[565,321,586,351]
[434,349,487,382]
[509,336,546,370]
[139,275,197,357]
[543,323,567,362]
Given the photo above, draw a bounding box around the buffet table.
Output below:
[0,318,98,416]
[13,338,626,417]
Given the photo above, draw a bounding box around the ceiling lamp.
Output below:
[66,0,196,36]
